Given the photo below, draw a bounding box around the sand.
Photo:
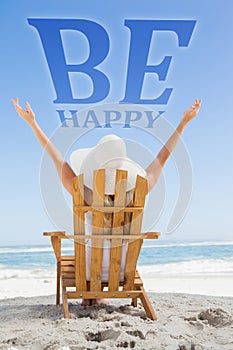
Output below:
[0,292,233,350]
[1,271,233,300]
[0,270,233,349]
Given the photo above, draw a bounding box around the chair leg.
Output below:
[139,287,157,320]
[56,261,61,305]
[131,298,137,307]
[62,284,69,319]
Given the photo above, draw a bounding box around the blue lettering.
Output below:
[123,111,142,128]
[104,110,121,128]
[83,110,102,128]
[28,19,110,104]
[56,110,80,127]
[121,20,196,104]
[145,110,165,128]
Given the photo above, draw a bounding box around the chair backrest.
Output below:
[72,169,148,292]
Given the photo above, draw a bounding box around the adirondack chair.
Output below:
[44,169,160,320]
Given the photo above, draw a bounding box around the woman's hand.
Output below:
[182,98,202,124]
[12,97,35,126]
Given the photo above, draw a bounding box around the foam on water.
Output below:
[1,241,233,278]
[0,245,73,254]
[142,240,233,249]
[0,268,55,280]
[139,257,233,276]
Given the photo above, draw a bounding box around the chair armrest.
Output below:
[43,231,160,239]
[43,231,67,260]
[43,231,67,238]
[60,232,160,241]
[142,232,160,239]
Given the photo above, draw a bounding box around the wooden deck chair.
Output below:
[44,169,160,320]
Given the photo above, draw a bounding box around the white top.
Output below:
[85,211,128,282]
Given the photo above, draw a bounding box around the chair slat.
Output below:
[72,175,87,291]
[108,170,127,291]
[124,175,148,290]
[90,169,105,291]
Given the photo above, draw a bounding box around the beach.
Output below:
[1,292,233,350]
[0,241,233,349]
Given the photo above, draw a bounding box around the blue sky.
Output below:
[1,0,233,245]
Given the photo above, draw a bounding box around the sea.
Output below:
[1,240,233,282]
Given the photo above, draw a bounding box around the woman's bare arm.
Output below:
[12,97,75,195]
[146,98,202,193]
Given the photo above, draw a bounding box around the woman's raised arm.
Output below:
[12,97,76,195]
[146,98,202,193]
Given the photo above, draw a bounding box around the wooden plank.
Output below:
[63,233,159,240]
[134,270,143,286]
[73,206,144,213]
[60,260,75,265]
[72,175,87,291]
[134,279,143,287]
[142,232,160,239]
[139,286,157,320]
[60,256,75,261]
[61,273,75,278]
[61,270,75,275]
[90,169,105,291]
[63,281,75,286]
[62,284,69,319]
[43,231,66,237]
[67,290,143,299]
[124,175,148,291]
[61,267,75,273]
[62,277,75,282]
[62,278,75,283]
[50,236,61,305]
[60,263,75,269]
[51,236,61,261]
[108,170,127,291]
[56,261,61,305]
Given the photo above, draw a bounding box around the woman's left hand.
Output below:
[182,98,202,124]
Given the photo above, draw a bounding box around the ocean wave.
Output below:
[1,258,233,281]
[0,268,55,280]
[138,258,233,276]
[0,246,73,254]
[1,241,233,254]
[142,240,233,249]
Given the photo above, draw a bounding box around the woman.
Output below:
[12,97,202,304]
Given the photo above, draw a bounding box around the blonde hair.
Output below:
[103,190,134,234]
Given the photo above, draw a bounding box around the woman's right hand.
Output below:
[12,97,35,126]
